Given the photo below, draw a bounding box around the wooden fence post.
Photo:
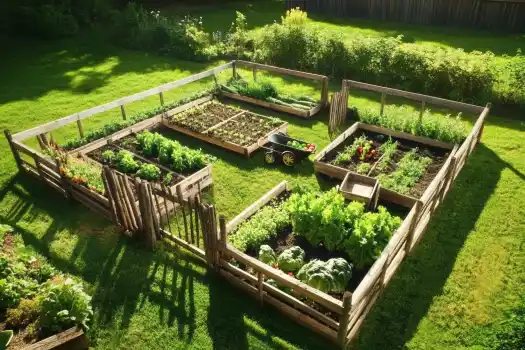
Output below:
[120,105,127,120]
[4,130,22,171]
[405,200,422,252]
[419,100,426,125]
[321,77,329,106]
[257,272,264,306]
[55,158,71,199]
[159,92,165,106]
[338,292,352,348]
[76,119,84,138]
[232,61,237,79]
[380,92,386,116]
[253,67,257,81]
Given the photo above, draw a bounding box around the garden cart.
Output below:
[259,132,316,166]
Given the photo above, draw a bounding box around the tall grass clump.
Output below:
[356,105,467,144]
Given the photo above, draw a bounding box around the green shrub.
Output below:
[5,298,39,329]
[356,105,467,144]
[136,163,161,181]
[115,150,139,174]
[230,203,289,252]
[37,277,93,333]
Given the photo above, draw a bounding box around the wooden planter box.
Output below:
[338,172,379,210]
[314,122,456,203]
[220,91,322,119]
[24,327,87,350]
[161,97,288,157]
[223,60,328,119]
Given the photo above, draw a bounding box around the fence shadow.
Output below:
[350,143,505,349]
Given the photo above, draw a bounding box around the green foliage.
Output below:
[276,246,305,273]
[286,189,365,251]
[230,203,289,252]
[115,150,139,173]
[0,275,39,310]
[258,245,277,266]
[356,162,372,175]
[490,298,525,350]
[377,149,432,195]
[62,90,214,150]
[225,77,279,101]
[342,206,401,268]
[377,138,399,172]
[5,298,39,329]
[334,135,372,165]
[111,4,216,61]
[37,277,93,333]
[62,157,105,194]
[136,163,161,181]
[325,258,353,293]
[356,105,467,144]
[296,258,353,294]
[101,150,115,164]
[136,131,214,172]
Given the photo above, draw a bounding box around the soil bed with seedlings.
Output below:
[163,99,287,156]
[168,101,242,133]
[226,188,406,321]
[321,129,449,198]
[87,144,182,186]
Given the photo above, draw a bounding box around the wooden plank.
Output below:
[71,115,162,155]
[219,268,338,343]
[176,165,212,198]
[220,259,339,329]
[5,130,23,170]
[344,80,484,114]
[337,293,353,346]
[226,181,288,233]
[221,91,312,118]
[222,244,344,314]
[162,120,247,155]
[163,229,206,260]
[77,119,84,138]
[235,60,327,81]
[313,123,360,162]
[24,327,87,350]
[359,123,455,150]
[165,95,214,118]
[12,62,233,142]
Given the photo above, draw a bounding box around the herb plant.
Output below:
[230,203,289,252]
[115,150,139,173]
[377,149,432,195]
[136,163,161,181]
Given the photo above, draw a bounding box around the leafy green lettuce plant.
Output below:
[277,246,305,273]
[296,258,353,294]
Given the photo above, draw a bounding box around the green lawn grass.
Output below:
[0,26,524,350]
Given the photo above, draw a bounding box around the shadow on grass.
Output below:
[0,171,333,349]
[0,31,210,106]
[350,143,506,349]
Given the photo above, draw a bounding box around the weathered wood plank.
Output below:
[24,327,87,350]
[235,60,327,81]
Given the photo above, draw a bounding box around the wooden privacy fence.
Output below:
[287,0,525,32]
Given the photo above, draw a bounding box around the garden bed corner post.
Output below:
[338,292,352,349]
[4,130,22,171]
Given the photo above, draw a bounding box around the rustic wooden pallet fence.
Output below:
[328,85,349,139]
[221,60,329,119]
[298,0,525,31]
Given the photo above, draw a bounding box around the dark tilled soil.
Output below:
[321,130,449,198]
[167,101,241,133]
[201,102,241,119]
[87,144,182,186]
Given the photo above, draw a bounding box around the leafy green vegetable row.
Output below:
[136,131,216,172]
[230,188,402,269]
[62,90,214,150]
[0,226,92,339]
[102,150,164,182]
[377,149,432,195]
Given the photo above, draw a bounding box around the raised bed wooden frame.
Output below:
[196,85,490,348]
[314,122,456,200]
[24,327,87,350]
[221,60,329,119]
[161,96,288,157]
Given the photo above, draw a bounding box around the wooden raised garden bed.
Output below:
[220,61,329,119]
[314,122,457,200]
[24,327,87,350]
[162,97,288,157]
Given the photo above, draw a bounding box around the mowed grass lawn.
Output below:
[0,29,524,350]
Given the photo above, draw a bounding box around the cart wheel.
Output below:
[264,151,276,164]
[282,151,296,166]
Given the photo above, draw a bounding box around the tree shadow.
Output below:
[207,271,334,350]
[350,143,508,349]
[0,30,210,106]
